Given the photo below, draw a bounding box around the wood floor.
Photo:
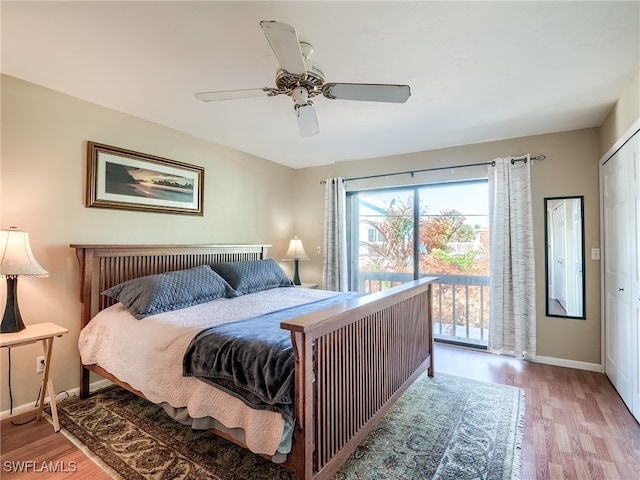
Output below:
[436,345,640,479]
[2,343,639,479]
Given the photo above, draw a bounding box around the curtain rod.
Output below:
[320,154,546,184]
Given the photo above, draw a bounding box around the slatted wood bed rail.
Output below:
[71,244,436,480]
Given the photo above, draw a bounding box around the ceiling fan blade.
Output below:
[260,21,306,76]
[296,102,319,137]
[195,88,268,102]
[323,83,411,103]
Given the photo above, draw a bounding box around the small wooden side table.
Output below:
[0,322,69,432]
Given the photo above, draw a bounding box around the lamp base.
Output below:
[293,259,301,285]
[1,277,26,333]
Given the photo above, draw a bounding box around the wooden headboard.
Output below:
[70,244,271,328]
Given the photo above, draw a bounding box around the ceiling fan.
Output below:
[195,21,411,137]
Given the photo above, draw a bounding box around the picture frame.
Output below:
[86,142,204,216]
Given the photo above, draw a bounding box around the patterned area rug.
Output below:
[49,374,524,479]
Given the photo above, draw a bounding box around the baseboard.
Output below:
[0,379,113,420]
[532,355,603,373]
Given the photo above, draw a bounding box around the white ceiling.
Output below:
[2,1,639,169]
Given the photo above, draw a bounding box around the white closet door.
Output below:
[603,136,634,411]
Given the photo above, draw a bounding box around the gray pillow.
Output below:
[102,265,233,319]
[211,259,294,296]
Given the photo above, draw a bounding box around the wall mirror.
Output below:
[544,196,586,319]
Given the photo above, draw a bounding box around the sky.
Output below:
[358,180,489,227]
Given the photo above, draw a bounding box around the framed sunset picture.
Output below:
[86,142,204,215]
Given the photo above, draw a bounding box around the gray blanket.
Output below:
[182,291,362,420]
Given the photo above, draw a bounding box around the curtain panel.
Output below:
[323,177,348,291]
[488,156,536,359]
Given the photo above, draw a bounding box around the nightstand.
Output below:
[299,283,319,289]
[0,322,69,432]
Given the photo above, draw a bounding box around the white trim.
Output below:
[0,379,112,419]
[532,355,602,373]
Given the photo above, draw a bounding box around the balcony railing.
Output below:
[357,271,491,347]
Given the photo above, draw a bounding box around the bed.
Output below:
[71,243,436,480]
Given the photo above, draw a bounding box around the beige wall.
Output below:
[0,75,296,412]
[293,128,602,364]
[600,69,640,156]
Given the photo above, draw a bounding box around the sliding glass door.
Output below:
[347,180,490,347]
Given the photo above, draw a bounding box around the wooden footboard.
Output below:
[281,277,435,480]
[71,244,435,480]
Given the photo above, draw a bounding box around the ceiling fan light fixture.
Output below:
[296,101,319,137]
[292,86,309,106]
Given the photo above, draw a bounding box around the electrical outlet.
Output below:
[36,356,45,374]
[316,245,321,254]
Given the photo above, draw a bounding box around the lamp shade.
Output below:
[0,228,48,278]
[282,236,310,261]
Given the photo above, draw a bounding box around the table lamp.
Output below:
[283,236,310,285]
[0,227,49,333]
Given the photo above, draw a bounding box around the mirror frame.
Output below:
[544,196,586,319]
